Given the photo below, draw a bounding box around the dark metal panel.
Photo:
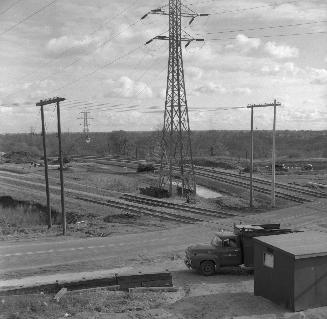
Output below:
[294,256,327,311]
[254,241,294,310]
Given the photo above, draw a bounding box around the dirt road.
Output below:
[0,224,214,280]
[1,198,327,281]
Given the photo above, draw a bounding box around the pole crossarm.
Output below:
[143,1,208,48]
[247,102,281,108]
[146,35,204,46]
[142,6,208,22]
[36,97,66,106]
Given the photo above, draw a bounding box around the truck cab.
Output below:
[185,231,243,276]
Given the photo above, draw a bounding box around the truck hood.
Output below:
[187,244,215,253]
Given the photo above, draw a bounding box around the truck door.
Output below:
[220,239,242,266]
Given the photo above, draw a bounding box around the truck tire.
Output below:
[200,261,215,276]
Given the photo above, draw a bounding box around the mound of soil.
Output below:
[2,151,37,164]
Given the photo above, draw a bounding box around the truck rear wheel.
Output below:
[200,261,215,276]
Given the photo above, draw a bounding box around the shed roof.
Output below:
[254,231,327,259]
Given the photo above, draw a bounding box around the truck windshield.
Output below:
[211,236,222,247]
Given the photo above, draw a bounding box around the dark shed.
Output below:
[253,231,327,312]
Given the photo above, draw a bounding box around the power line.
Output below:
[207,30,327,41]
[59,59,167,112]
[62,102,125,111]
[0,0,58,37]
[0,0,23,17]
[52,35,164,96]
[197,20,327,36]
[1,59,163,112]
[209,0,299,15]
[37,19,143,85]
[12,0,140,84]
[3,20,158,104]
[5,21,164,105]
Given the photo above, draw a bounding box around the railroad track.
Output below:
[196,171,310,204]
[0,175,201,224]
[195,166,326,199]
[0,171,228,224]
[73,156,326,203]
[120,193,237,219]
[74,196,204,224]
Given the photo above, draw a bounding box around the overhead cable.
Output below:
[199,20,327,36]
[0,0,58,37]
[53,44,143,94]
[14,0,139,84]
[0,0,23,17]
[208,0,299,15]
[207,30,327,41]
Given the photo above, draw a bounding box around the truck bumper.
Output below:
[184,257,192,269]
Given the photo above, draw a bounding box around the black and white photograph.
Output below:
[0,0,326,318]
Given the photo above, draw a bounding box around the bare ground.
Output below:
[1,267,327,319]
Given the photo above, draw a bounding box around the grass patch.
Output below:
[0,288,180,318]
[103,213,137,224]
[0,196,61,236]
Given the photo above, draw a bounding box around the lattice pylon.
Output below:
[159,0,195,197]
[143,0,207,197]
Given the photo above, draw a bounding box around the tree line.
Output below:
[0,130,326,160]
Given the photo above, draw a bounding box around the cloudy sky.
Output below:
[0,0,326,133]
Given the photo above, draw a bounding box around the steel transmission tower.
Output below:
[143,1,207,197]
[79,110,90,134]
[78,110,93,143]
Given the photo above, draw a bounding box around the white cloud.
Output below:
[46,35,99,57]
[106,76,153,99]
[193,82,227,95]
[186,66,203,81]
[260,62,301,76]
[193,83,252,96]
[232,87,252,95]
[184,43,221,66]
[266,3,327,22]
[226,34,261,53]
[216,1,327,22]
[264,42,299,59]
[308,68,327,85]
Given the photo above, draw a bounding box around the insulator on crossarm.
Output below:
[189,17,195,25]
[185,40,192,48]
[145,38,154,45]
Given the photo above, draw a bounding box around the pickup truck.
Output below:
[184,224,293,276]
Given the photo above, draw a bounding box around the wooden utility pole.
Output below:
[247,101,281,208]
[56,101,66,235]
[250,106,254,207]
[39,105,51,228]
[36,97,66,234]
[271,100,277,207]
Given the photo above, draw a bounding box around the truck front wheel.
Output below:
[200,261,215,276]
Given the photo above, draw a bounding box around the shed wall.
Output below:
[254,242,294,310]
[294,255,327,311]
